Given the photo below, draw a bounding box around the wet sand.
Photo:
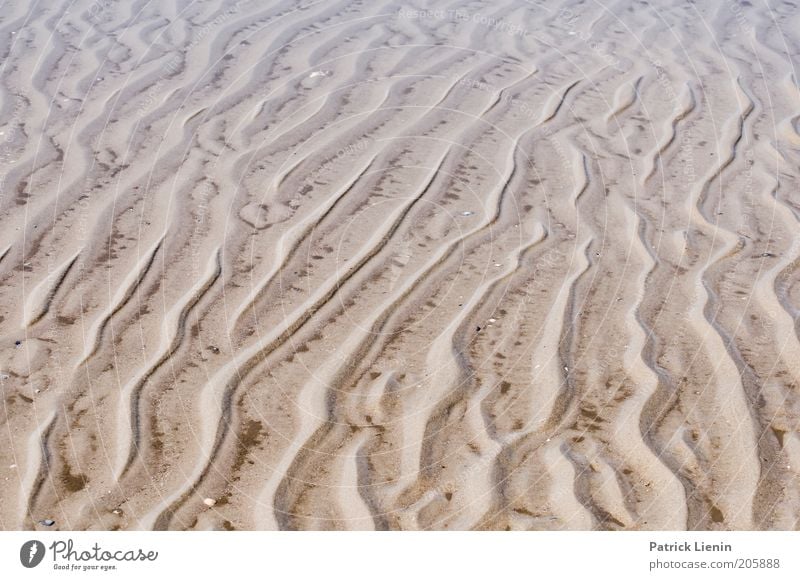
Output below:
[1,0,800,530]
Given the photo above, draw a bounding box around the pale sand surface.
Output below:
[0,0,799,530]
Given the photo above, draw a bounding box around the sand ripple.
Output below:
[0,0,799,530]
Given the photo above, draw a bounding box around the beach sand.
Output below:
[0,0,799,530]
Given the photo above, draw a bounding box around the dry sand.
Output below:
[0,0,799,531]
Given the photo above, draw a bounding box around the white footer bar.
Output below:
[1,531,798,579]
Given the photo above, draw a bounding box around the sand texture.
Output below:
[1,0,800,531]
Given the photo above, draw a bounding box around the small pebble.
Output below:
[39,519,55,526]
[209,346,220,354]
[203,498,217,507]
[112,508,122,515]
[488,318,497,323]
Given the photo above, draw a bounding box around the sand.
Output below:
[0,0,799,531]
